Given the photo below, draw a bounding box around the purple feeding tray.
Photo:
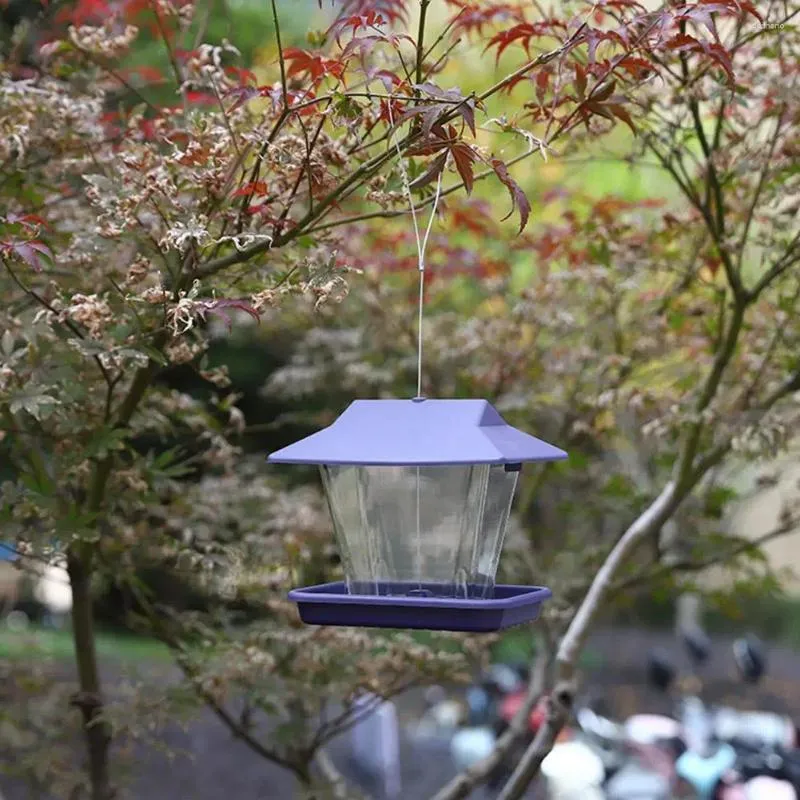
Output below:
[288,582,552,632]
[267,398,565,631]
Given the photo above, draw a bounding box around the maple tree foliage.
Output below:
[1,0,797,798]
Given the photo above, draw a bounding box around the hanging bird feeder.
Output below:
[268,99,565,631]
[267,397,566,632]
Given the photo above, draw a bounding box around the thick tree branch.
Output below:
[490,483,683,800]
[555,481,681,669]
[67,552,114,800]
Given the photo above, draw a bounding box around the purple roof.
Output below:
[267,398,567,466]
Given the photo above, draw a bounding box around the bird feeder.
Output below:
[267,398,566,632]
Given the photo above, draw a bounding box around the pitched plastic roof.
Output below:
[267,398,567,466]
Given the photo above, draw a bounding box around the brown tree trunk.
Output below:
[67,551,114,800]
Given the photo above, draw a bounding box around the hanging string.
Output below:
[385,99,444,398]
[385,96,444,595]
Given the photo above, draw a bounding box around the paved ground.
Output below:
[3,626,800,800]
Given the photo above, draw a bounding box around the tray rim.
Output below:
[287,581,552,610]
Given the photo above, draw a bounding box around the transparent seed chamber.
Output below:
[321,463,519,598]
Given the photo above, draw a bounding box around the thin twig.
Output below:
[2,257,116,393]
[416,0,432,87]
[610,515,800,597]
[736,108,786,274]
[271,0,288,109]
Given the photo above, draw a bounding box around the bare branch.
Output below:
[737,109,786,274]
[611,513,800,597]
[430,651,551,800]
[416,0,432,87]
[556,481,681,668]
[495,682,575,800]
[271,0,288,110]
[749,229,800,299]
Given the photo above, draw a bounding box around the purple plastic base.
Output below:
[287,582,552,632]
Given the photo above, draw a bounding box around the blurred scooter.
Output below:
[571,702,678,800]
[541,739,605,800]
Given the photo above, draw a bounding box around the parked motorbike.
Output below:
[567,702,678,799]
[550,626,800,800]
[423,627,799,799]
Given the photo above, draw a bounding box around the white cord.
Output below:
[385,98,444,593]
[385,101,444,398]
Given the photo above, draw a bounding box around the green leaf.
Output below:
[8,390,61,420]
[20,469,55,496]
[140,345,169,366]
[85,427,129,459]
[602,474,634,498]
[703,485,738,519]
[57,511,99,540]
[567,451,590,469]
[332,92,362,122]
[588,240,611,266]
[667,310,685,331]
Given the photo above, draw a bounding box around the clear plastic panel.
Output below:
[321,463,519,599]
[473,465,519,597]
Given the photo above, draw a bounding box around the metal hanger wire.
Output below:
[385,100,444,398]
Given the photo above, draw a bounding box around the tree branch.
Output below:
[429,651,551,800]
[86,359,159,513]
[609,513,800,598]
[271,0,288,109]
[476,25,587,103]
[416,0,431,87]
[304,135,545,236]
[2,257,116,393]
[194,20,589,282]
[494,324,800,797]
[495,681,574,800]
[736,109,785,274]
[749,229,800,298]
[555,481,681,669]
[314,749,365,800]
[128,588,299,773]
[488,483,682,800]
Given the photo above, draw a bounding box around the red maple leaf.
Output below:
[283,48,347,85]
